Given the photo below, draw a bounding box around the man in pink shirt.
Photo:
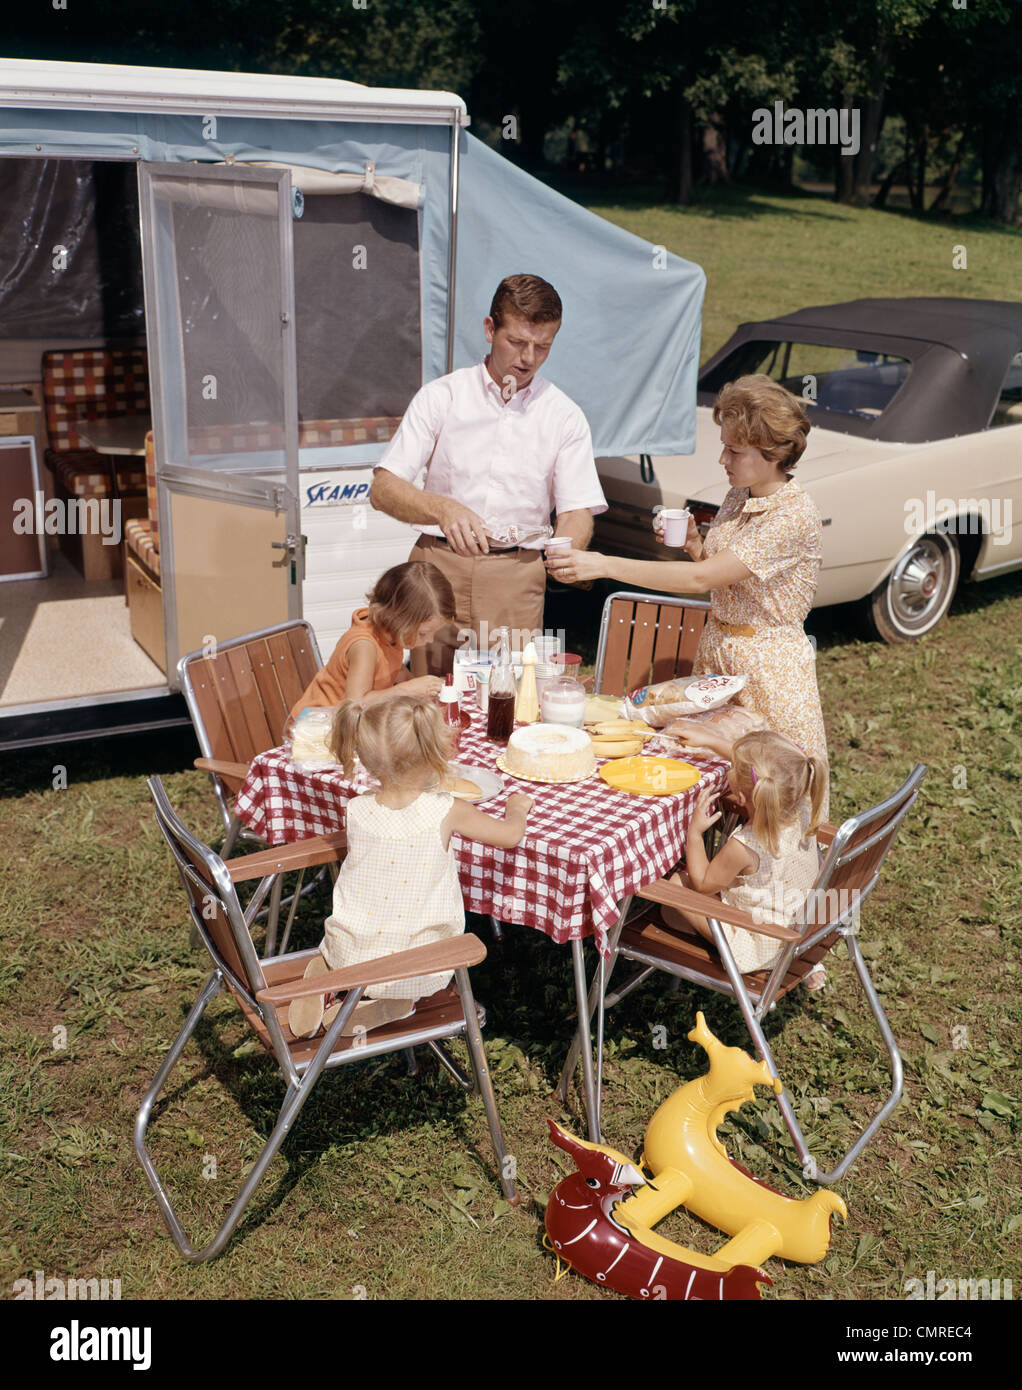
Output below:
[369,274,607,669]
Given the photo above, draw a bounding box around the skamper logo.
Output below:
[304,480,370,507]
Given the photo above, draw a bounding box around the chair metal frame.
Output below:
[135,777,517,1261]
[562,764,927,1183]
[178,618,325,953]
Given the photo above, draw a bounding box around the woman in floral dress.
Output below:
[546,374,829,817]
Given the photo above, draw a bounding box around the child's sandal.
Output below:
[288,955,330,1039]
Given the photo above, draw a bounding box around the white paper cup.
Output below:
[658,508,691,547]
[544,536,571,555]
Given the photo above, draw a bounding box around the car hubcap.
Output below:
[889,538,953,630]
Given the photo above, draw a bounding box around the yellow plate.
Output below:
[598,756,701,796]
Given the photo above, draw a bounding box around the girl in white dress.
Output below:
[289,696,532,1038]
[663,730,827,982]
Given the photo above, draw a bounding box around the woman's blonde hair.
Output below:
[366,562,456,649]
[730,729,826,857]
[713,374,811,472]
[329,696,453,784]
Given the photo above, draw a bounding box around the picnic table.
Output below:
[235,707,729,1137]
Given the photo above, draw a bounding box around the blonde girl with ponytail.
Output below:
[664,729,828,985]
[288,696,532,1039]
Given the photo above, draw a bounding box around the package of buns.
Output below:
[288,707,339,769]
[623,674,747,726]
[660,704,766,754]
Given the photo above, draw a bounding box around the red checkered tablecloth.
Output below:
[235,709,729,957]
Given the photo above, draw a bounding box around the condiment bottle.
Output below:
[515,640,540,724]
[438,674,462,756]
[486,625,516,744]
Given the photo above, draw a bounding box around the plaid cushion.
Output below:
[298,417,400,447]
[52,453,145,499]
[188,418,401,454]
[125,517,161,580]
[42,347,149,452]
[189,422,283,454]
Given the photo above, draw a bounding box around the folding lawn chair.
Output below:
[592,589,738,854]
[563,764,926,1181]
[135,777,517,1262]
[593,591,710,696]
[178,619,324,952]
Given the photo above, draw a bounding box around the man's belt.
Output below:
[425,534,538,557]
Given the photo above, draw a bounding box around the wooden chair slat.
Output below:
[239,984,468,1065]
[189,658,239,764]
[676,605,708,676]
[597,596,710,696]
[286,624,322,688]
[598,600,635,695]
[225,645,275,756]
[625,601,660,692]
[247,638,291,747]
[650,605,682,685]
[266,631,311,712]
[622,917,835,1001]
[208,650,252,762]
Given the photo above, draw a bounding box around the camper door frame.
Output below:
[0,63,466,741]
[137,159,302,677]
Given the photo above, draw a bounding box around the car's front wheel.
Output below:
[866,531,960,643]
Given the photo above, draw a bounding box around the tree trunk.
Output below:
[914,125,929,212]
[981,118,1022,225]
[835,37,890,206]
[873,157,907,208]
[701,111,729,184]
[929,130,966,214]
[671,93,693,204]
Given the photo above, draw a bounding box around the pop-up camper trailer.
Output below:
[0,57,704,750]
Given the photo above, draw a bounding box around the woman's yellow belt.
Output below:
[715,621,756,637]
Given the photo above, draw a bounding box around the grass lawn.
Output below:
[2,188,1020,1302]
[571,181,1022,363]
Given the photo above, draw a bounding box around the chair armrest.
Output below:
[195,756,252,782]
[256,933,487,1004]
[816,822,838,848]
[225,831,347,882]
[637,878,801,942]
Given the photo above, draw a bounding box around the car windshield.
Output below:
[700,340,911,423]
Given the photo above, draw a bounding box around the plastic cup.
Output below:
[544,536,572,558]
[658,508,691,547]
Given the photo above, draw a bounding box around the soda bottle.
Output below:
[486,625,516,744]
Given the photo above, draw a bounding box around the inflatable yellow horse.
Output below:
[614,1012,846,1267]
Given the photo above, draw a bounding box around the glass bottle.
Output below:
[486,625,516,744]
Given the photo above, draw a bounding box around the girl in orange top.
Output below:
[291,562,456,717]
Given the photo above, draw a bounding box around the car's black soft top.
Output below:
[699,298,1022,443]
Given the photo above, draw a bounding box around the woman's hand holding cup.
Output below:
[653,506,701,558]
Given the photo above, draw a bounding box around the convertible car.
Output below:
[594,298,1022,641]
